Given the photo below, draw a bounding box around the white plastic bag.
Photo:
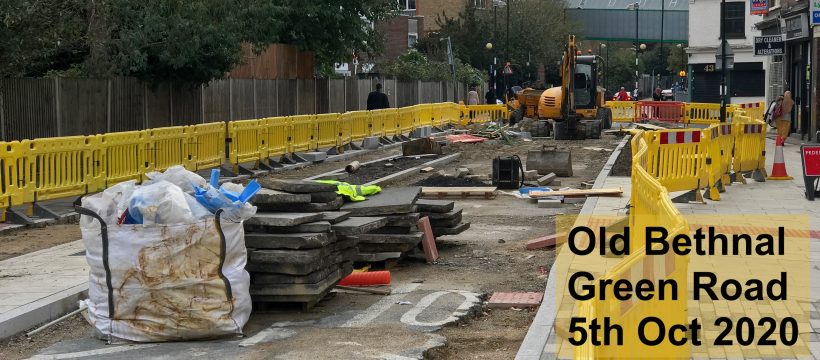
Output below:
[144,165,207,194]
[128,181,194,225]
[79,213,251,342]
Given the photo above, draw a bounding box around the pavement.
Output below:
[518,131,820,359]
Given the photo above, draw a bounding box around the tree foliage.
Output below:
[378,50,485,87]
[1,0,397,83]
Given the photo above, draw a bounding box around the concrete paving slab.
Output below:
[247,221,332,234]
[415,199,455,213]
[384,213,421,227]
[250,269,342,296]
[257,197,344,212]
[420,209,462,220]
[488,292,543,309]
[310,191,340,203]
[251,189,311,205]
[428,214,463,228]
[331,217,389,235]
[354,232,423,244]
[259,178,338,193]
[244,232,335,250]
[318,211,351,224]
[252,263,345,285]
[245,212,324,227]
[432,222,471,236]
[368,226,416,234]
[296,152,329,163]
[341,187,421,216]
[355,252,404,262]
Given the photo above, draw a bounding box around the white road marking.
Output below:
[238,320,314,347]
[28,345,158,359]
[340,283,420,328]
[400,290,480,327]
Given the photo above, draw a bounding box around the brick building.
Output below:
[375,15,425,61]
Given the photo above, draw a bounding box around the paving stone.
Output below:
[537,199,563,208]
[297,152,329,163]
[250,268,342,296]
[257,197,344,212]
[259,178,338,193]
[357,242,419,253]
[353,232,423,244]
[251,189,312,205]
[432,222,470,236]
[487,292,543,309]
[421,209,462,221]
[369,226,416,234]
[247,248,346,275]
[318,211,351,224]
[456,168,470,178]
[252,263,343,285]
[384,213,421,227]
[361,136,381,150]
[244,232,335,250]
[537,173,557,186]
[246,221,332,234]
[311,191,340,203]
[331,216,389,235]
[415,199,455,213]
[417,216,439,263]
[341,187,421,216]
[355,252,403,262]
[245,212,324,227]
[524,170,539,180]
[429,214,463,228]
[563,197,586,204]
[526,235,558,250]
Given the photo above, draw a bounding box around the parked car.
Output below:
[661,89,674,101]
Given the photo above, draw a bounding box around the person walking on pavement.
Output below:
[366,83,390,110]
[485,86,496,104]
[774,91,794,140]
[652,87,663,101]
[467,87,480,105]
[615,87,631,101]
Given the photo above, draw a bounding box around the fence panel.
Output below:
[289,115,316,152]
[110,77,146,132]
[606,101,637,123]
[145,127,190,172]
[328,79,347,113]
[262,117,290,158]
[277,79,297,116]
[256,80,278,118]
[685,102,722,125]
[315,113,341,149]
[231,79,256,121]
[643,129,709,196]
[0,142,22,219]
[636,101,684,123]
[98,131,148,188]
[375,109,400,137]
[1,78,58,141]
[703,123,734,200]
[17,136,96,203]
[733,119,767,175]
[398,106,418,135]
[461,104,507,124]
[203,79,231,123]
[297,79,316,115]
[58,78,108,136]
[187,122,225,171]
[171,83,203,125]
[227,120,264,168]
[736,101,765,121]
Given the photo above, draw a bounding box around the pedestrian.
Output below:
[366,83,390,110]
[774,91,794,140]
[652,87,663,101]
[764,95,782,128]
[485,86,496,104]
[615,87,631,101]
[467,87,480,105]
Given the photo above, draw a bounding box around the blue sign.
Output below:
[813,11,820,25]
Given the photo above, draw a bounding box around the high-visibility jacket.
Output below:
[315,180,381,201]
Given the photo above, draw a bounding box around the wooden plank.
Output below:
[529,187,623,198]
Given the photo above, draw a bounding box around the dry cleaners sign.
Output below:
[754,35,785,56]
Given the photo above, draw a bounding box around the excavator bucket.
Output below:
[526,145,573,177]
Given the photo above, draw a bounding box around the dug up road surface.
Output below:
[0,135,620,360]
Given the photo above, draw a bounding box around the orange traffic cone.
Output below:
[768,136,793,180]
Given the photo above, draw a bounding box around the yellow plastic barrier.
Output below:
[289,115,316,153]
[736,101,766,121]
[428,103,447,128]
[732,116,767,180]
[228,120,265,170]
[684,102,722,124]
[703,123,735,200]
[261,117,289,158]
[577,129,690,358]
[416,104,433,127]
[0,142,22,221]
[461,104,506,124]
[374,108,400,137]
[397,106,417,135]
[146,126,190,172]
[315,113,341,149]
[606,101,637,123]
[643,129,710,202]
[186,122,225,171]
[441,103,462,125]
[98,131,148,187]
[343,111,371,142]
[17,136,97,203]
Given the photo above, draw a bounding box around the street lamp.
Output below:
[441,37,457,101]
[719,0,728,122]
[600,43,607,91]
[628,2,640,95]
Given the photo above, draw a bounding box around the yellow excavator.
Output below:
[517,35,612,139]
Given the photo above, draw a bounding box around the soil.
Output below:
[610,139,633,177]
[414,175,490,187]
[0,314,89,360]
[343,155,442,185]
[0,224,80,261]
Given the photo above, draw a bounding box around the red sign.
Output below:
[751,0,768,15]
[802,145,820,176]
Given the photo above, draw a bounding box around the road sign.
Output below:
[801,145,820,200]
[813,0,820,25]
[715,42,734,71]
[754,35,785,56]
[751,0,769,15]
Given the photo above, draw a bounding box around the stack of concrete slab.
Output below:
[416,199,471,237]
[244,179,356,307]
[340,187,426,263]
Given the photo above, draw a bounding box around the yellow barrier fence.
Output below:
[343,111,371,142]
[606,101,637,123]
[146,126,190,172]
[643,128,710,202]
[289,115,316,153]
[398,106,417,135]
[703,123,735,200]
[461,104,507,124]
[685,102,722,124]
[315,113,341,150]
[0,142,22,221]
[736,101,766,121]
[98,130,148,187]
[442,103,462,125]
[416,104,434,127]
[732,116,768,181]
[375,108,400,138]
[17,136,98,204]
[262,117,290,158]
[187,122,225,171]
[228,120,265,171]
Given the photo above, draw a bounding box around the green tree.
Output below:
[378,49,485,87]
[666,44,687,74]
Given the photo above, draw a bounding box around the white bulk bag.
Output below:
[77,203,251,343]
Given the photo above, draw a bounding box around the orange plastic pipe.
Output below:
[338,270,391,286]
